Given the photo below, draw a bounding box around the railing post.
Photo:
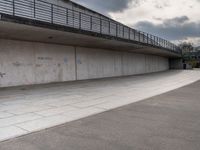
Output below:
[116,24,118,37]
[100,18,102,33]
[149,35,151,44]
[155,37,157,46]
[129,28,130,40]
[148,35,150,44]
[108,21,110,35]
[51,4,53,23]
[90,16,92,31]
[162,39,164,47]
[167,41,168,49]
[72,10,74,27]
[66,8,68,25]
[13,0,15,15]
[139,32,141,42]
[160,38,162,47]
[33,0,36,18]
[79,12,81,29]
[122,26,124,38]
[166,41,168,49]
[143,32,145,43]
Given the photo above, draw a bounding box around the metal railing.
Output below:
[0,0,181,54]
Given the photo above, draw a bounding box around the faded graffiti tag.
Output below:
[13,62,21,67]
[0,72,6,78]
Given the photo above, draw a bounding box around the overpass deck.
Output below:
[0,0,181,57]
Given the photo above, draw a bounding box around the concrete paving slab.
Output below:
[0,70,200,142]
[1,75,200,150]
[0,113,42,128]
[0,112,14,119]
[0,126,28,142]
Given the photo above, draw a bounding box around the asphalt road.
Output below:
[0,81,200,150]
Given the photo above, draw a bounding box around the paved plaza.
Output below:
[0,70,200,142]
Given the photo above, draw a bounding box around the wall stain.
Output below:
[36,64,42,67]
[64,57,68,64]
[77,59,82,64]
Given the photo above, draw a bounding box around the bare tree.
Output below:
[179,42,194,54]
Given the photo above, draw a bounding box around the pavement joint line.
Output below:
[14,125,30,132]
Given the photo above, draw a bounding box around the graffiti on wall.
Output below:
[13,62,21,67]
[37,57,53,60]
[0,72,6,78]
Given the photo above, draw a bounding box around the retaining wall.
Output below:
[0,39,169,87]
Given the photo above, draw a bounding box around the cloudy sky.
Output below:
[72,0,200,46]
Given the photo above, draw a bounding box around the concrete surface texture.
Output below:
[1,79,200,150]
[0,39,169,87]
[0,70,200,142]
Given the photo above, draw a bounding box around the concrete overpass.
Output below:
[0,0,182,87]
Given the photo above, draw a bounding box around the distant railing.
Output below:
[0,0,181,54]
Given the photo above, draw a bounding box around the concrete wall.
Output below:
[76,47,169,80]
[0,39,169,87]
[0,39,76,87]
[76,47,123,80]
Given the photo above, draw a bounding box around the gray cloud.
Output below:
[163,16,189,25]
[134,16,200,41]
[72,0,133,15]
